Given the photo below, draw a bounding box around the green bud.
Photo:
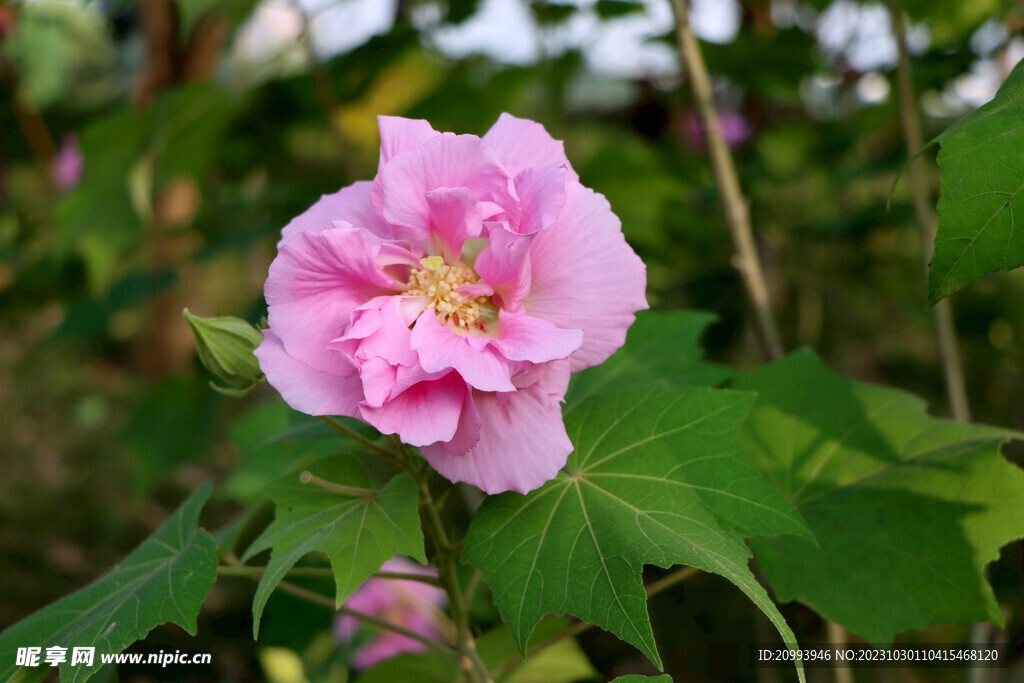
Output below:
[183,308,265,397]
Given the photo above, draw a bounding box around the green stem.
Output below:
[216,564,442,586]
[217,565,333,579]
[412,462,493,683]
[374,570,444,587]
[273,579,458,661]
[300,470,377,498]
[317,415,396,459]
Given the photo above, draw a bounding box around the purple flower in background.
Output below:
[682,109,752,151]
[335,557,447,670]
[50,133,83,192]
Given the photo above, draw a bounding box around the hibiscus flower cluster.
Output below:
[256,114,646,494]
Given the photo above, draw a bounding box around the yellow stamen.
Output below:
[405,259,489,329]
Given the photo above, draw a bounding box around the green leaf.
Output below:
[929,59,1024,306]
[362,618,597,683]
[476,618,597,683]
[610,676,673,683]
[464,385,810,675]
[736,350,1024,642]
[566,309,734,407]
[240,456,426,636]
[356,653,458,683]
[0,484,217,683]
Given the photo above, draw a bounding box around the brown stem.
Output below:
[669,0,783,361]
[887,0,971,423]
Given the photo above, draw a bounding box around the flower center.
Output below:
[405,256,490,329]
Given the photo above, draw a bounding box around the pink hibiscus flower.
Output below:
[334,557,447,670]
[255,114,647,494]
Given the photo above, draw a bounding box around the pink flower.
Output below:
[335,557,447,670]
[682,109,751,151]
[255,114,647,494]
[50,133,83,192]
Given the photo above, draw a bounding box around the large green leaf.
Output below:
[929,59,1024,306]
[737,350,1024,642]
[464,385,811,674]
[240,455,425,636]
[610,676,672,683]
[0,484,217,683]
[565,309,734,408]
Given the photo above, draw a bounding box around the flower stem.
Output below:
[669,0,783,361]
[273,579,459,661]
[411,461,493,683]
[317,415,396,459]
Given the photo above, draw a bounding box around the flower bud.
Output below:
[183,308,264,396]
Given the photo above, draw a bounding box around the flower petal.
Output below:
[254,330,362,417]
[330,296,420,368]
[421,360,572,495]
[410,312,516,392]
[492,310,582,363]
[279,181,393,246]
[511,162,568,235]
[359,372,467,446]
[424,186,485,262]
[379,133,516,238]
[265,227,408,374]
[377,116,440,170]
[525,182,648,371]
[483,113,577,179]
[474,221,533,311]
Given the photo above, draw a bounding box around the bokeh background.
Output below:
[2,0,1023,680]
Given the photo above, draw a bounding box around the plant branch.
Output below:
[669,0,783,361]
[317,415,396,458]
[493,565,701,678]
[216,564,442,586]
[887,0,971,423]
[273,579,458,660]
[414,466,493,683]
[374,570,444,587]
[217,565,333,579]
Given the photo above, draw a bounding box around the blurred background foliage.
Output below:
[2,0,1023,680]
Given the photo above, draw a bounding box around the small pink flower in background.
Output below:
[256,113,647,494]
[682,109,751,151]
[50,133,83,192]
[335,557,447,670]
